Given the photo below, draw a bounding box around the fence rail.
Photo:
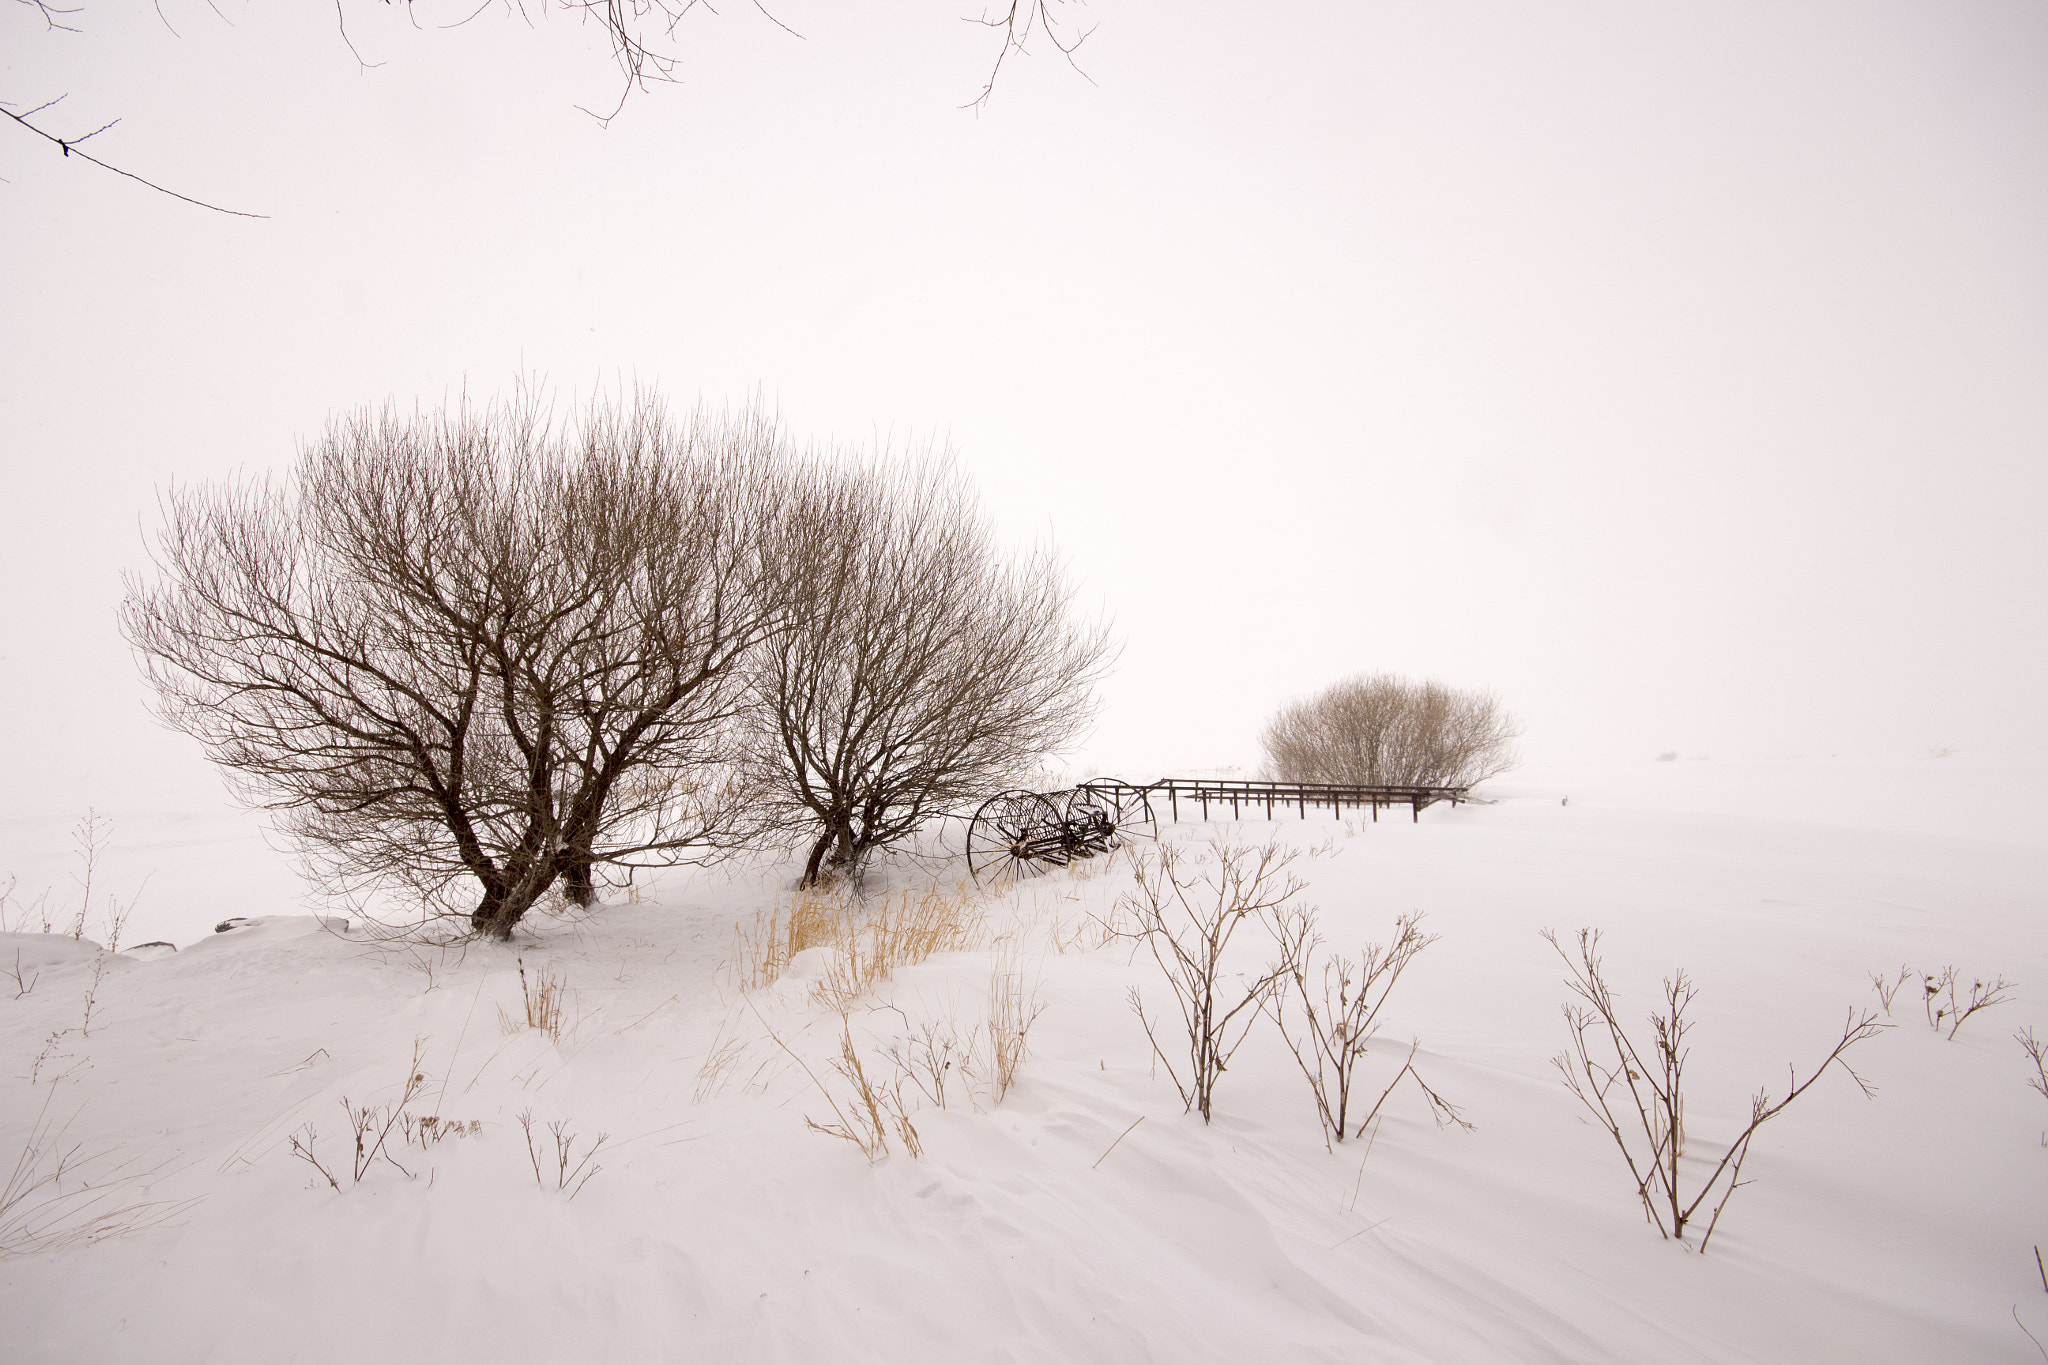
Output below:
[1139,777,1469,824]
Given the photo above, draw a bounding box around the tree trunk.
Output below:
[801,827,836,887]
[562,859,596,907]
[470,857,555,939]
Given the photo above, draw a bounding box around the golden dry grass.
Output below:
[734,882,986,1009]
[497,956,569,1040]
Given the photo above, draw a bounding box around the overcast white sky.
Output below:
[3,2,2043,855]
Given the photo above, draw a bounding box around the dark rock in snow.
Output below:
[214,918,251,934]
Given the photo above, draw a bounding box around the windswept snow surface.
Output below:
[3,755,2044,1363]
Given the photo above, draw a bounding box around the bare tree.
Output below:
[745,454,1111,885]
[121,389,790,939]
[1261,673,1519,789]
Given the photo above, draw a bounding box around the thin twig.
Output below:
[1329,1215,1392,1251]
[1,103,267,217]
[1090,1115,1143,1170]
[2017,1306,2048,1363]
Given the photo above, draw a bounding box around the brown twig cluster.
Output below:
[288,1039,431,1190]
[517,1109,608,1198]
[1120,841,1303,1123]
[1546,928,1886,1251]
[2017,1027,2048,1106]
[1267,910,1465,1147]
[1917,966,2017,1040]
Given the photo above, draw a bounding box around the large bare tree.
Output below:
[121,390,789,938]
[746,454,1112,885]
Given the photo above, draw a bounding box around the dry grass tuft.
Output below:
[4,1089,197,1257]
[495,957,570,1041]
[735,882,985,1009]
[986,944,1045,1103]
[731,890,841,991]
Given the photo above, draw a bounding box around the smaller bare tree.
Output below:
[1267,909,1464,1147]
[1262,673,1518,789]
[1545,927,1886,1252]
[1121,841,1302,1123]
[745,453,1111,886]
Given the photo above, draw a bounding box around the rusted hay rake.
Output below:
[963,776,1468,886]
[964,781,1157,890]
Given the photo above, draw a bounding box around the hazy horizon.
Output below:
[4,2,2043,919]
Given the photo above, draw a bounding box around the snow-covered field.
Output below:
[3,753,2044,1363]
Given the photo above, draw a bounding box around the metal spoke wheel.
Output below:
[1074,780,1158,848]
[966,790,1070,888]
[1060,786,1124,859]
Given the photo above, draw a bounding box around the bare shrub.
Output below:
[2021,1027,2048,1100]
[1267,910,1464,1147]
[744,453,1111,886]
[1545,928,1885,1251]
[1261,673,1519,788]
[0,873,53,935]
[8,949,36,1001]
[885,1017,976,1112]
[1121,841,1302,1123]
[122,389,793,940]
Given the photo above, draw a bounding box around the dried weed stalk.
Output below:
[986,946,1045,1104]
[1268,909,1464,1146]
[736,883,985,1009]
[518,956,567,1039]
[288,1041,430,1190]
[1120,841,1301,1123]
[1869,964,1913,1016]
[1919,966,2016,1039]
[517,1109,609,1199]
[1546,928,1885,1251]
[731,890,840,991]
[2018,1027,2048,1142]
